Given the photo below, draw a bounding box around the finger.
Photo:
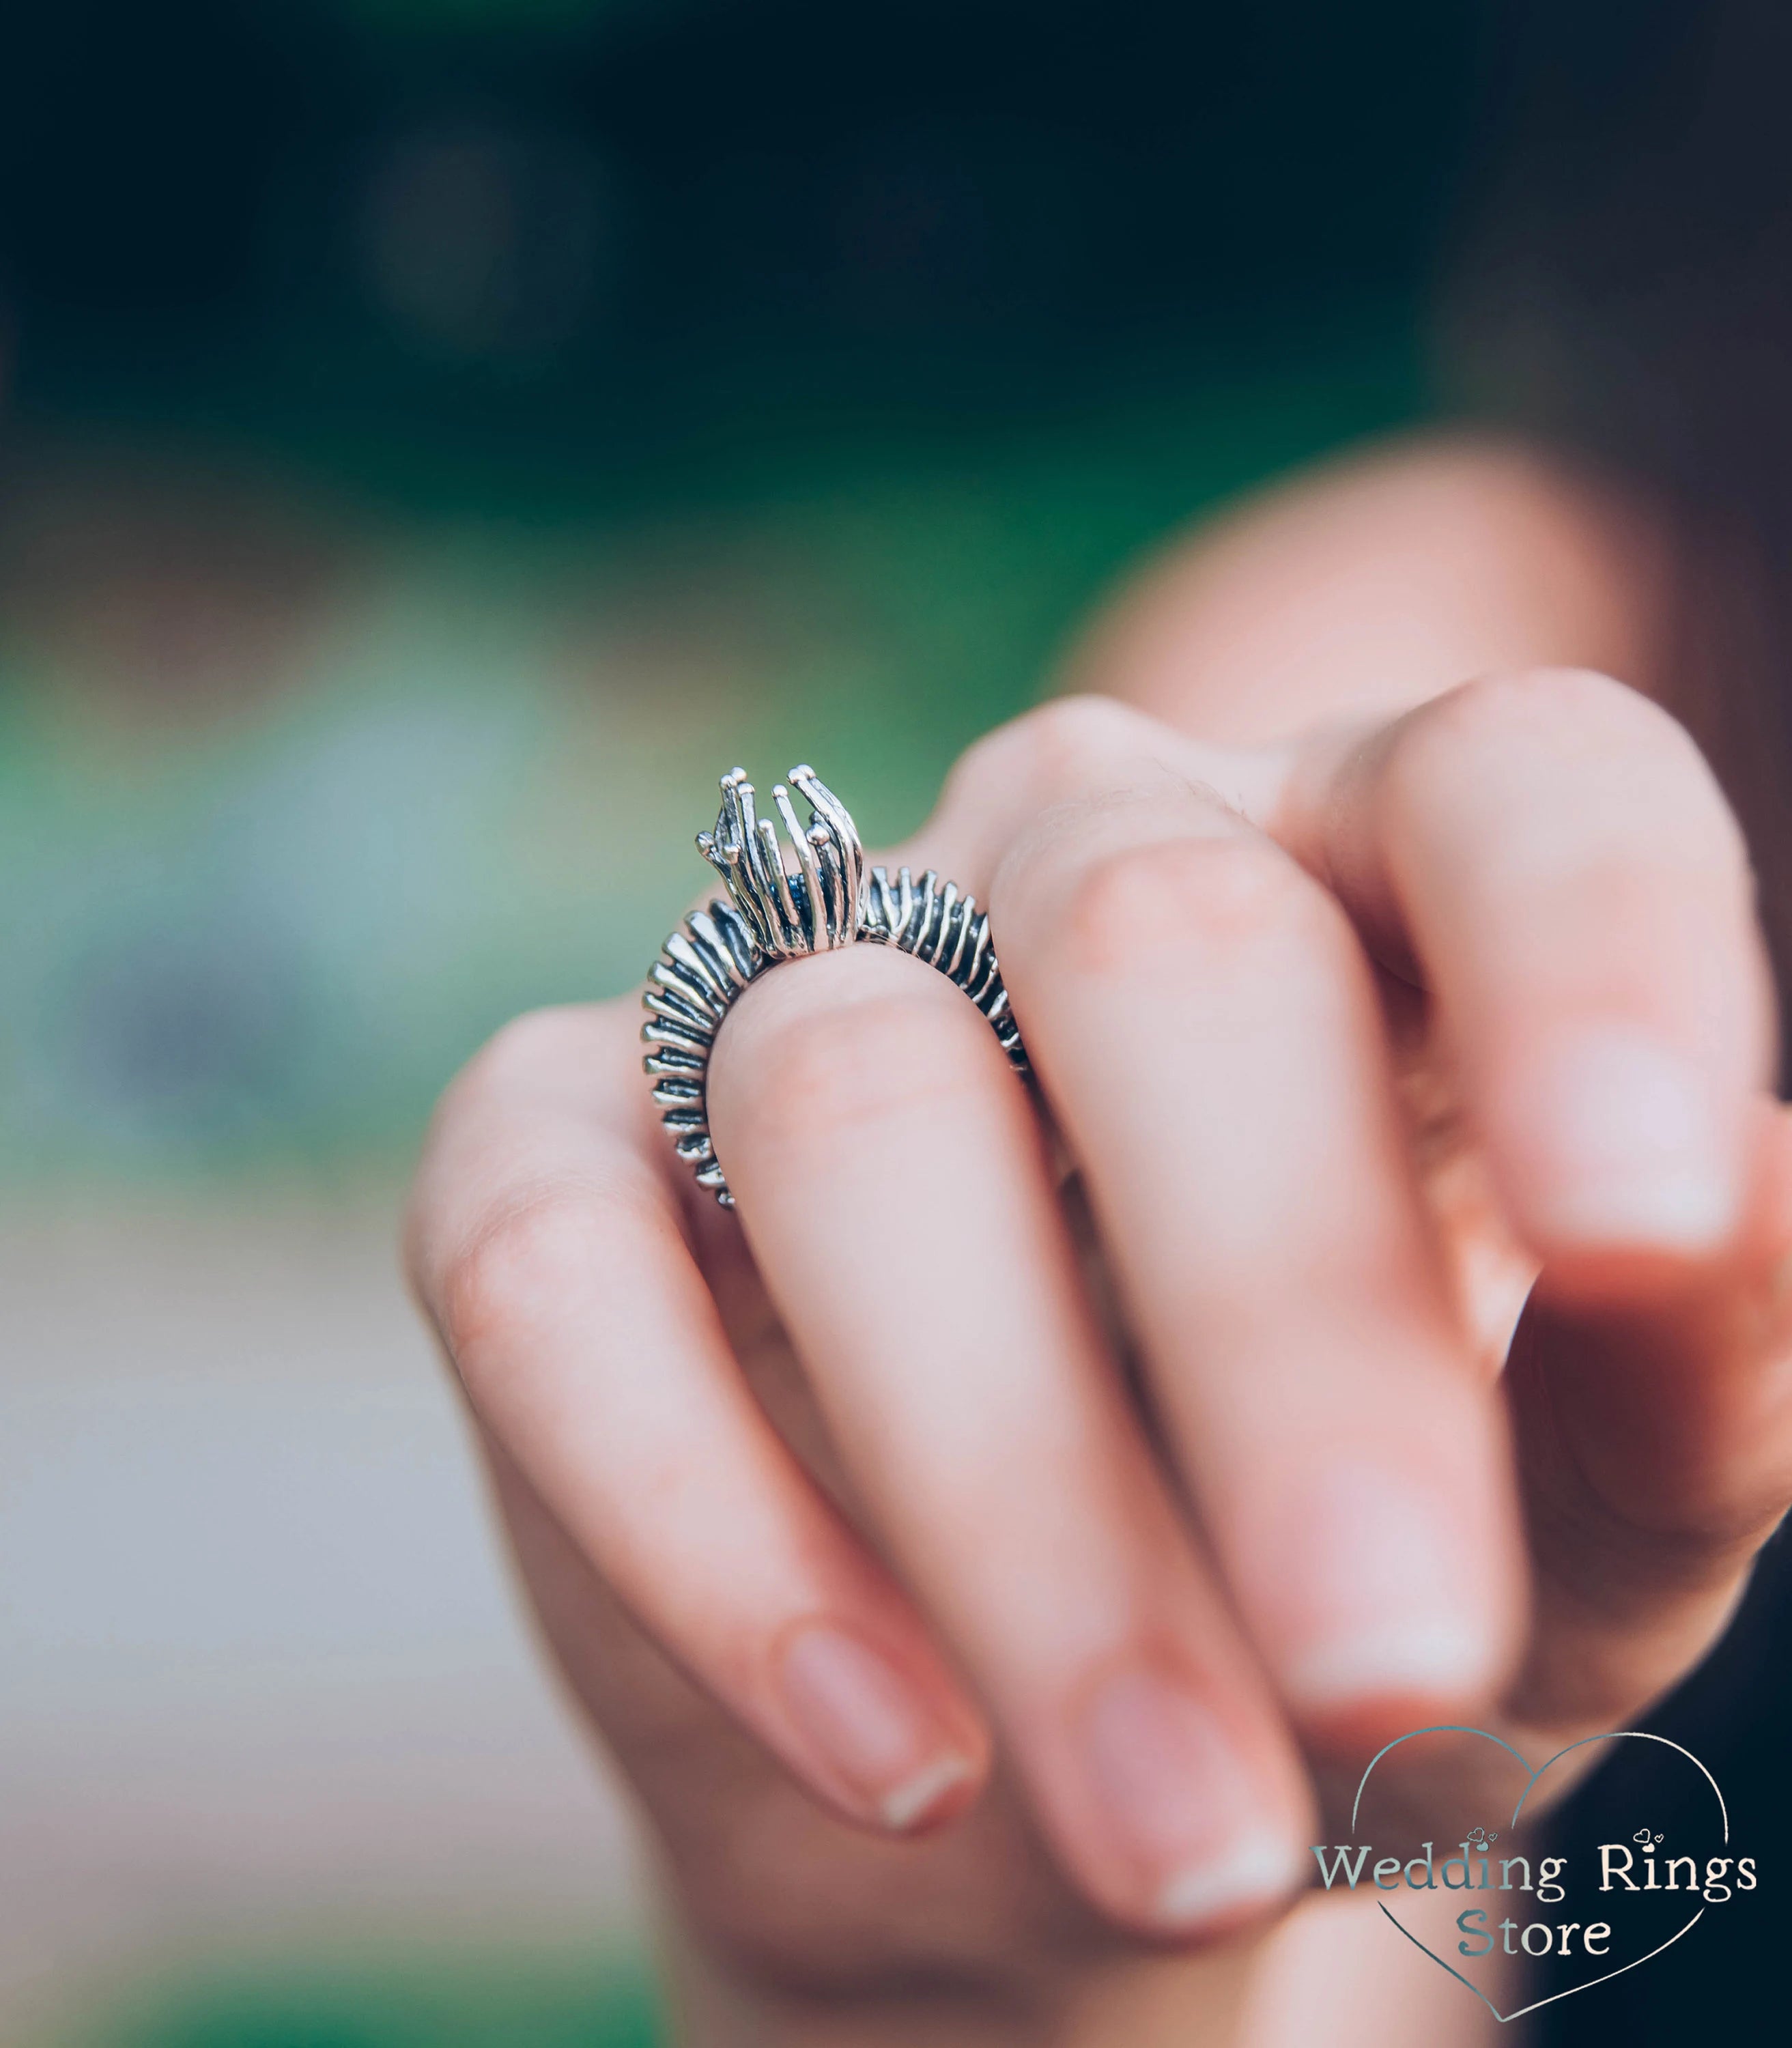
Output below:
[1279,667,1778,1281]
[405,1002,990,1834]
[989,763,1524,1742]
[706,943,1314,1937]
[1507,1100,1792,1731]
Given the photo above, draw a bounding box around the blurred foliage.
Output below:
[62,1950,660,2048]
[0,321,1419,1183]
[0,0,1479,1184]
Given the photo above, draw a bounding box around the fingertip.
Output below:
[1056,1654,1314,1942]
[1249,1458,1522,1752]
[878,1753,982,1834]
[1150,1827,1309,1939]
[1519,1090,1792,1316]
[1285,1620,1501,1727]
[1293,1669,1506,1770]
[773,1619,991,1836]
[1490,1026,1751,1271]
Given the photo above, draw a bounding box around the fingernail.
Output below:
[1155,1831,1311,1928]
[1080,1662,1300,1930]
[1515,1027,1738,1252]
[778,1623,976,1832]
[1279,1466,1496,1709]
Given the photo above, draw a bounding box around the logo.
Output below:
[1308,1726,1757,2024]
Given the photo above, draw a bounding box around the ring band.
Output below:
[642,766,1029,1206]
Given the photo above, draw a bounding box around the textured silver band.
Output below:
[642,765,1029,1206]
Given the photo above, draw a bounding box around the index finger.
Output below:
[405,1001,991,1834]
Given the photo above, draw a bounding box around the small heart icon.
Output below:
[1339,1725,1731,2025]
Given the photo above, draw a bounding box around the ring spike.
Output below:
[647,767,1029,1206]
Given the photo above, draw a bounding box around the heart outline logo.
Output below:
[1350,1724,1730,2025]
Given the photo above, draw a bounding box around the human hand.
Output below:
[406,672,1792,2036]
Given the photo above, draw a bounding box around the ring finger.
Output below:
[707,939,1314,1937]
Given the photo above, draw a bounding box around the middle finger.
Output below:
[707,941,1313,1937]
[991,762,1524,1746]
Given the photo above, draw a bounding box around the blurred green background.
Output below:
[0,0,1484,2041]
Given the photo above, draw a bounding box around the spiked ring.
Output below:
[642,766,1029,1206]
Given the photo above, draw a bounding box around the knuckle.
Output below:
[410,997,652,1356]
[1402,666,1696,787]
[1062,831,1324,974]
[439,1182,617,1371]
[952,693,1152,806]
[1420,666,1661,755]
[459,1004,603,1098]
[425,1000,642,1168]
[1393,667,1747,869]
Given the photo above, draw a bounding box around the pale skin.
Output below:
[406,433,1792,2045]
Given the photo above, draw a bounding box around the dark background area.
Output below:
[0,0,1485,495]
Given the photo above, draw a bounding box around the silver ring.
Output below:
[642,766,1029,1206]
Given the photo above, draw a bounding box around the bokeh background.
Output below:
[0,1,1526,2042]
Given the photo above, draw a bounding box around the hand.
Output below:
[406,673,1792,2038]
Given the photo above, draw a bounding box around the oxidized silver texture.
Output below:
[642,765,1029,1206]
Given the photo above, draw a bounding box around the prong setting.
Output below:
[646,766,1028,1206]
